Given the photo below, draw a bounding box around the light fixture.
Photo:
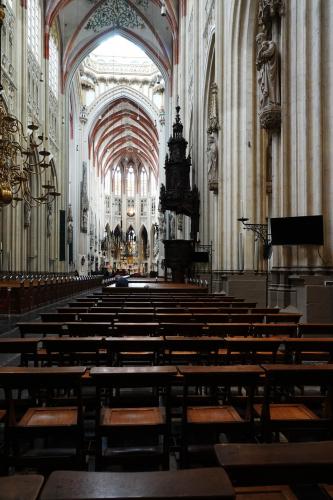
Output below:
[0,3,60,207]
[161,0,166,16]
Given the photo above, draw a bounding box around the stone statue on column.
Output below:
[80,161,89,233]
[207,134,218,192]
[47,202,52,237]
[256,0,284,130]
[24,201,31,228]
[67,204,73,244]
[207,83,220,194]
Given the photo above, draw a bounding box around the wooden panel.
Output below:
[101,407,165,426]
[187,406,243,424]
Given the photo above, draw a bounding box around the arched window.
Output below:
[127,165,135,197]
[114,166,121,196]
[49,30,59,96]
[140,168,148,196]
[27,0,41,62]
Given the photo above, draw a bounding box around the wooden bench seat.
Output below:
[179,365,263,467]
[66,322,111,337]
[113,322,159,336]
[235,485,296,499]
[214,441,333,485]
[90,366,177,470]
[255,364,333,442]
[299,323,333,337]
[105,336,164,365]
[252,324,298,338]
[0,338,40,366]
[0,474,44,500]
[0,366,86,472]
[17,322,64,338]
[40,468,235,499]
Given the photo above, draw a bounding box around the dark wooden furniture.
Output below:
[298,323,333,337]
[234,485,297,499]
[0,338,40,366]
[224,337,285,364]
[159,322,207,336]
[113,322,159,336]
[284,338,333,363]
[252,323,298,338]
[90,366,177,470]
[43,337,105,366]
[40,468,235,499]
[105,336,164,366]
[255,364,333,442]
[0,366,86,472]
[0,474,44,500]
[40,313,78,322]
[207,323,251,337]
[266,313,302,324]
[66,322,111,337]
[17,322,64,338]
[179,365,263,467]
[214,441,333,485]
[164,336,223,365]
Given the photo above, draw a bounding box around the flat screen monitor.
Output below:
[270,215,324,245]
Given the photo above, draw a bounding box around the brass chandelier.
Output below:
[0,3,60,206]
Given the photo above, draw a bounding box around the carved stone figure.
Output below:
[169,212,176,240]
[158,206,166,240]
[80,162,89,233]
[24,202,31,228]
[207,134,218,193]
[153,224,159,257]
[256,34,280,108]
[82,208,88,233]
[67,204,73,244]
[47,202,52,237]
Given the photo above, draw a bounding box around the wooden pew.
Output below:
[105,336,164,366]
[254,364,333,442]
[155,313,194,323]
[66,322,111,337]
[17,322,64,338]
[214,441,333,485]
[266,313,302,324]
[113,322,159,336]
[179,365,264,467]
[234,485,296,499]
[298,323,333,337]
[284,338,333,363]
[40,313,78,323]
[43,337,105,366]
[164,336,224,365]
[224,337,285,364]
[0,338,40,366]
[40,468,235,499]
[79,313,116,323]
[159,322,207,336]
[206,323,252,337]
[117,312,155,323]
[252,323,298,338]
[0,366,86,471]
[90,365,177,470]
[0,474,44,500]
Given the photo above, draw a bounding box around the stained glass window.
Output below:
[127,165,135,197]
[140,168,147,196]
[114,166,122,196]
[27,0,41,61]
[49,31,59,96]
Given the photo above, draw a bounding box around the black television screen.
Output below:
[270,215,324,245]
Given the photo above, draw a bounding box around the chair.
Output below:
[252,323,297,338]
[105,336,164,366]
[0,366,86,473]
[224,337,284,364]
[90,366,177,470]
[43,337,105,366]
[179,365,263,467]
[254,364,333,442]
